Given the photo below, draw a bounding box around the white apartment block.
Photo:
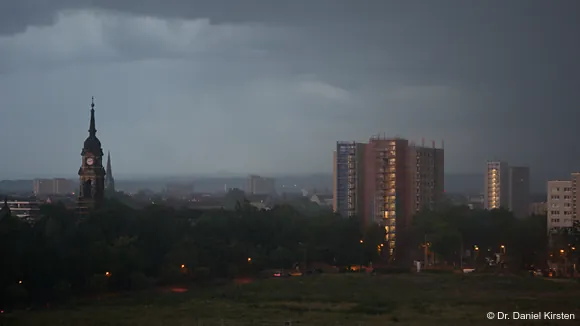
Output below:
[547,180,574,230]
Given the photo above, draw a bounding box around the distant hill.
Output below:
[0,180,32,193]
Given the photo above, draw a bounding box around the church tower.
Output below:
[105,151,116,195]
[77,97,106,214]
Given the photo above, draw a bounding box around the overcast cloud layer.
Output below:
[0,0,579,178]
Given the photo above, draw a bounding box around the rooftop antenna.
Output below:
[421,138,425,147]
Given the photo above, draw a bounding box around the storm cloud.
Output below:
[0,0,579,178]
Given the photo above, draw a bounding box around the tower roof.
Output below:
[83,97,102,154]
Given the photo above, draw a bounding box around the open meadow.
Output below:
[5,273,580,326]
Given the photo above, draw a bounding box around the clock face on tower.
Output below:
[86,157,94,166]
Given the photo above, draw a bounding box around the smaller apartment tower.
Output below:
[484,161,510,210]
[332,142,366,218]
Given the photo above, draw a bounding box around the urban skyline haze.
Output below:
[1,0,579,179]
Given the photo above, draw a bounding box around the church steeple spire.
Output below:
[82,97,102,156]
[106,151,112,174]
[105,151,116,194]
[89,96,97,137]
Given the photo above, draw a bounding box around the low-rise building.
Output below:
[33,178,74,196]
[4,199,42,222]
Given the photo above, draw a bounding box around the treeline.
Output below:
[410,206,578,269]
[1,198,576,309]
[0,200,383,309]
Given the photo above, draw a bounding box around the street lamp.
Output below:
[560,249,565,254]
[500,245,506,254]
[247,257,252,263]
[181,264,185,269]
[359,240,364,269]
[105,272,111,277]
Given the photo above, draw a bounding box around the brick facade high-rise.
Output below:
[332,136,444,262]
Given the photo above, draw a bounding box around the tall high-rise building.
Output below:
[332,136,444,261]
[332,142,366,218]
[484,161,530,218]
[363,137,414,260]
[247,175,275,195]
[508,166,530,218]
[409,143,445,212]
[484,161,510,210]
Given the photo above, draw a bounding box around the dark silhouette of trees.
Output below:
[0,200,379,309]
[410,207,551,269]
[0,200,561,310]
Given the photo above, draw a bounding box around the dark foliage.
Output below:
[0,199,382,308]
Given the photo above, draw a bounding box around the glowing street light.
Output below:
[181,264,185,269]
[18,280,22,284]
[247,257,252,263]
[560,249,565,254]
[500,245,506,254]
[359,240,364,244]
[105,271,111,277]
[474,245,479,251]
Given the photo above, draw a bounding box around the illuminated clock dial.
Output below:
[86,158,94,166]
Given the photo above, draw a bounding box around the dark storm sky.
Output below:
[0,0,579,178]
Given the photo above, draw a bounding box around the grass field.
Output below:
[5,274,580,325]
